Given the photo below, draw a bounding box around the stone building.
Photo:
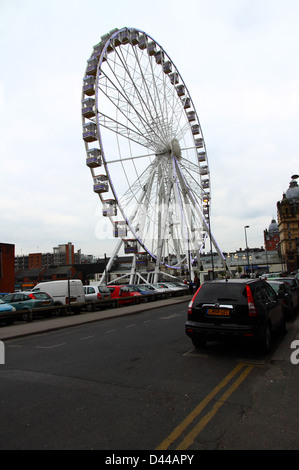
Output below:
[277,175,299,272]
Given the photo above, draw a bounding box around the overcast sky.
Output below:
[1,0,298,259]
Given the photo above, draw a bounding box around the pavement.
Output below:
[0,294,192,341]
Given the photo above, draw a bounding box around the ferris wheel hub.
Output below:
[171,138,181,159]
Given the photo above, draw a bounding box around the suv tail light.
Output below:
[188,285,202,315]
[246,285,258,316]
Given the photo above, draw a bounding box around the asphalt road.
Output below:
[1,300,299,452]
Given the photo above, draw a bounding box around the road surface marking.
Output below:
[35,343,66,349]
[156,362,254,450]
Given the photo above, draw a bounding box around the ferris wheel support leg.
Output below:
[98,238,123,285]
[209,232,233,278]
[129,254,137,284]
[153,267,159,284]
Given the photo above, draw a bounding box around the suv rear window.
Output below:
[193,282,247,306]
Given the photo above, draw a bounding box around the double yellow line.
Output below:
[156,362,254,450]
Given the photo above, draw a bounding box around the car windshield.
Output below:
[193,282,247,306]
[0,299,5,304]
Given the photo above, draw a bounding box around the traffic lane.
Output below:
[4,301,263,392]
[0,303,271,449]
[1,303,198,449]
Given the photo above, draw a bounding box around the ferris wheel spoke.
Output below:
[97,73,163,151]
[97,111,159,150]
[129,44,185,149]
[105,46,168,150]
[106,150,157,165]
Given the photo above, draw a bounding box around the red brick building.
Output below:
[264,219,280,252]
[0,243,15,293]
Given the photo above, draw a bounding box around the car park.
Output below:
[2,292,55,320]
[107,285,142,305]
[266,280,296,318]
[83,285,113,310]
[185,278,286,353]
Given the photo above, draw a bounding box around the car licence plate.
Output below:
[207,308,230,316]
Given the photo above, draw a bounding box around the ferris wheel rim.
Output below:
[82,27,211,266]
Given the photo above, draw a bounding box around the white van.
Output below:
[32,280,85,313]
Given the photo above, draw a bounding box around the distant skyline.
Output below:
[1,0,298,258]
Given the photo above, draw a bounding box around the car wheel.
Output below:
[22,309,33,322]
[259,322,272,354]
[192,336,207,349]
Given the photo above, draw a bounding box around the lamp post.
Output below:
[244,225,250,277]
[203,196,214,279]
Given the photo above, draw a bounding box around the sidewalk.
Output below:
[0,295,192,341]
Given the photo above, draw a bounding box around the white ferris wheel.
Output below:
[82,27,229,283]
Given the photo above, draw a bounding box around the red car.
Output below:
[107,285,142,305]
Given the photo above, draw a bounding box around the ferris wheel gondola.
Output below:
[82,27,230,282]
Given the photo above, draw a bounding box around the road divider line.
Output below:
[156,362,246,450]
[35,343,66,349]
[176,364,254,450]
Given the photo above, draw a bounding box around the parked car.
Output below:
[266,280,296,318]
[0,298,17,325]
[107,285,142,305]
[2,292,55,320]
[185,278,286,353]
[156,282,188,296]
[151,283,175,297]
[128,285,155,301]
[83,285,113,310]
[32,280,84,313]
[141,284,167,299]
[260,273,282,280]
[0,293,9,299]
[271,277,299,310]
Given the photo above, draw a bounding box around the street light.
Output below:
[244,225,250,277]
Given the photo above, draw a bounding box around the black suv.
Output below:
[185,278,286,353]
